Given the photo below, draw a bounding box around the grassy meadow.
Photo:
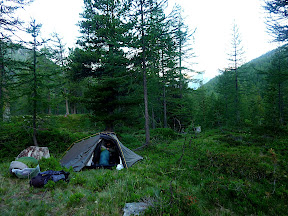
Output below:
[0,115,288,215]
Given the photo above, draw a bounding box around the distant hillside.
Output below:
[202,47,278,94]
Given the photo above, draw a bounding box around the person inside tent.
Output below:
[99,141,118,166]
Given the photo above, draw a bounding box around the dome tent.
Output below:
[60,132,143,171]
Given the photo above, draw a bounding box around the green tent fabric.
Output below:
[60,132,143,171]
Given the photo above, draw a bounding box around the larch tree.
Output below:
[128,0,157,145]
[0,0,32,121]
[51,33,70,116]
[264,46,288,126]
[264,0,288,42]
[165,5,195,132]
[130,0,171,143]
[26,19,42,146]
[264,0,288,127]
[227,22,245,125]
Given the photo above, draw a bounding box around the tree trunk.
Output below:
[278,82,283,125]
[163,85,167,128]
[3,95,10,121]
[48,92,52,114]
[64,88,69,115]
[0,42,4,122]
[161,50,167,128]
[179,37,183,99]
[152,107,156,129]
[32,31,38,146]
[141,0,150,146]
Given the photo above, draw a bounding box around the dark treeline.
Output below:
[1,0,288,145]
[1,0,196,145]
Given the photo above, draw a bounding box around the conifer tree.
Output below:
[50,33,70,116]
[264,46,288,127]
[27,19,42,146]
[130,0,170,142]
[73,0,136,131]
[265,0,288,42]
[165,5,195,131]
[0,0,32,121]
[216,69,235,125]
[227,22,245,125]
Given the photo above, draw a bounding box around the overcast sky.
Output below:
[17,0,277,82]
[167,0,277,81]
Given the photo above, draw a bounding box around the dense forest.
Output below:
[1,0,288,140]
[0,0,198,145]
[1,0,288,215]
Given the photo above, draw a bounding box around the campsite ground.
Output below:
[0,115,288,215]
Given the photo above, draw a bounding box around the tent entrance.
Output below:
[60,132,143,171]
[86,138,123,169]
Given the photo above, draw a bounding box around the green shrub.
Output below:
[37,129,75,154]
[151,128,179,141]
[39,157,63,171]
[44,180,56,190]
[0,122,32,161]
[70,173,87,186]
[117,133,144,149]
[67,192,85,207]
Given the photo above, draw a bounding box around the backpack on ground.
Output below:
[29,170,70,188]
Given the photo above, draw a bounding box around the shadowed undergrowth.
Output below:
[0,119,288,215]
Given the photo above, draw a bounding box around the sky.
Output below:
[17,0,277,82]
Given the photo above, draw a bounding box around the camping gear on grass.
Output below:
[10,157,40,178]
[16,146,50,160]
[30,170,70,188]
[9,161,28,171]
[11,165,40,179]
[60,132,143,171]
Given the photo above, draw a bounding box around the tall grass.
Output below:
[0,117,288,215]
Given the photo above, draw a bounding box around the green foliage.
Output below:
[117,132,144,149]
[1,116,288,215]
[70,173,87,186]
[39,157,63,171]
[44,180,56,190]
[0,114,98,161]
[66,192,85,207]
[150,128,180,141]
[0,122,32,161]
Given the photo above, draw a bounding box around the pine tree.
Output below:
[73,0,137,131]
[0,0,32,121]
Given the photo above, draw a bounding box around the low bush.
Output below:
[1,117,288,215]
[150,128,180,142]
[66,192,85,207]
[39,157,65,171]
